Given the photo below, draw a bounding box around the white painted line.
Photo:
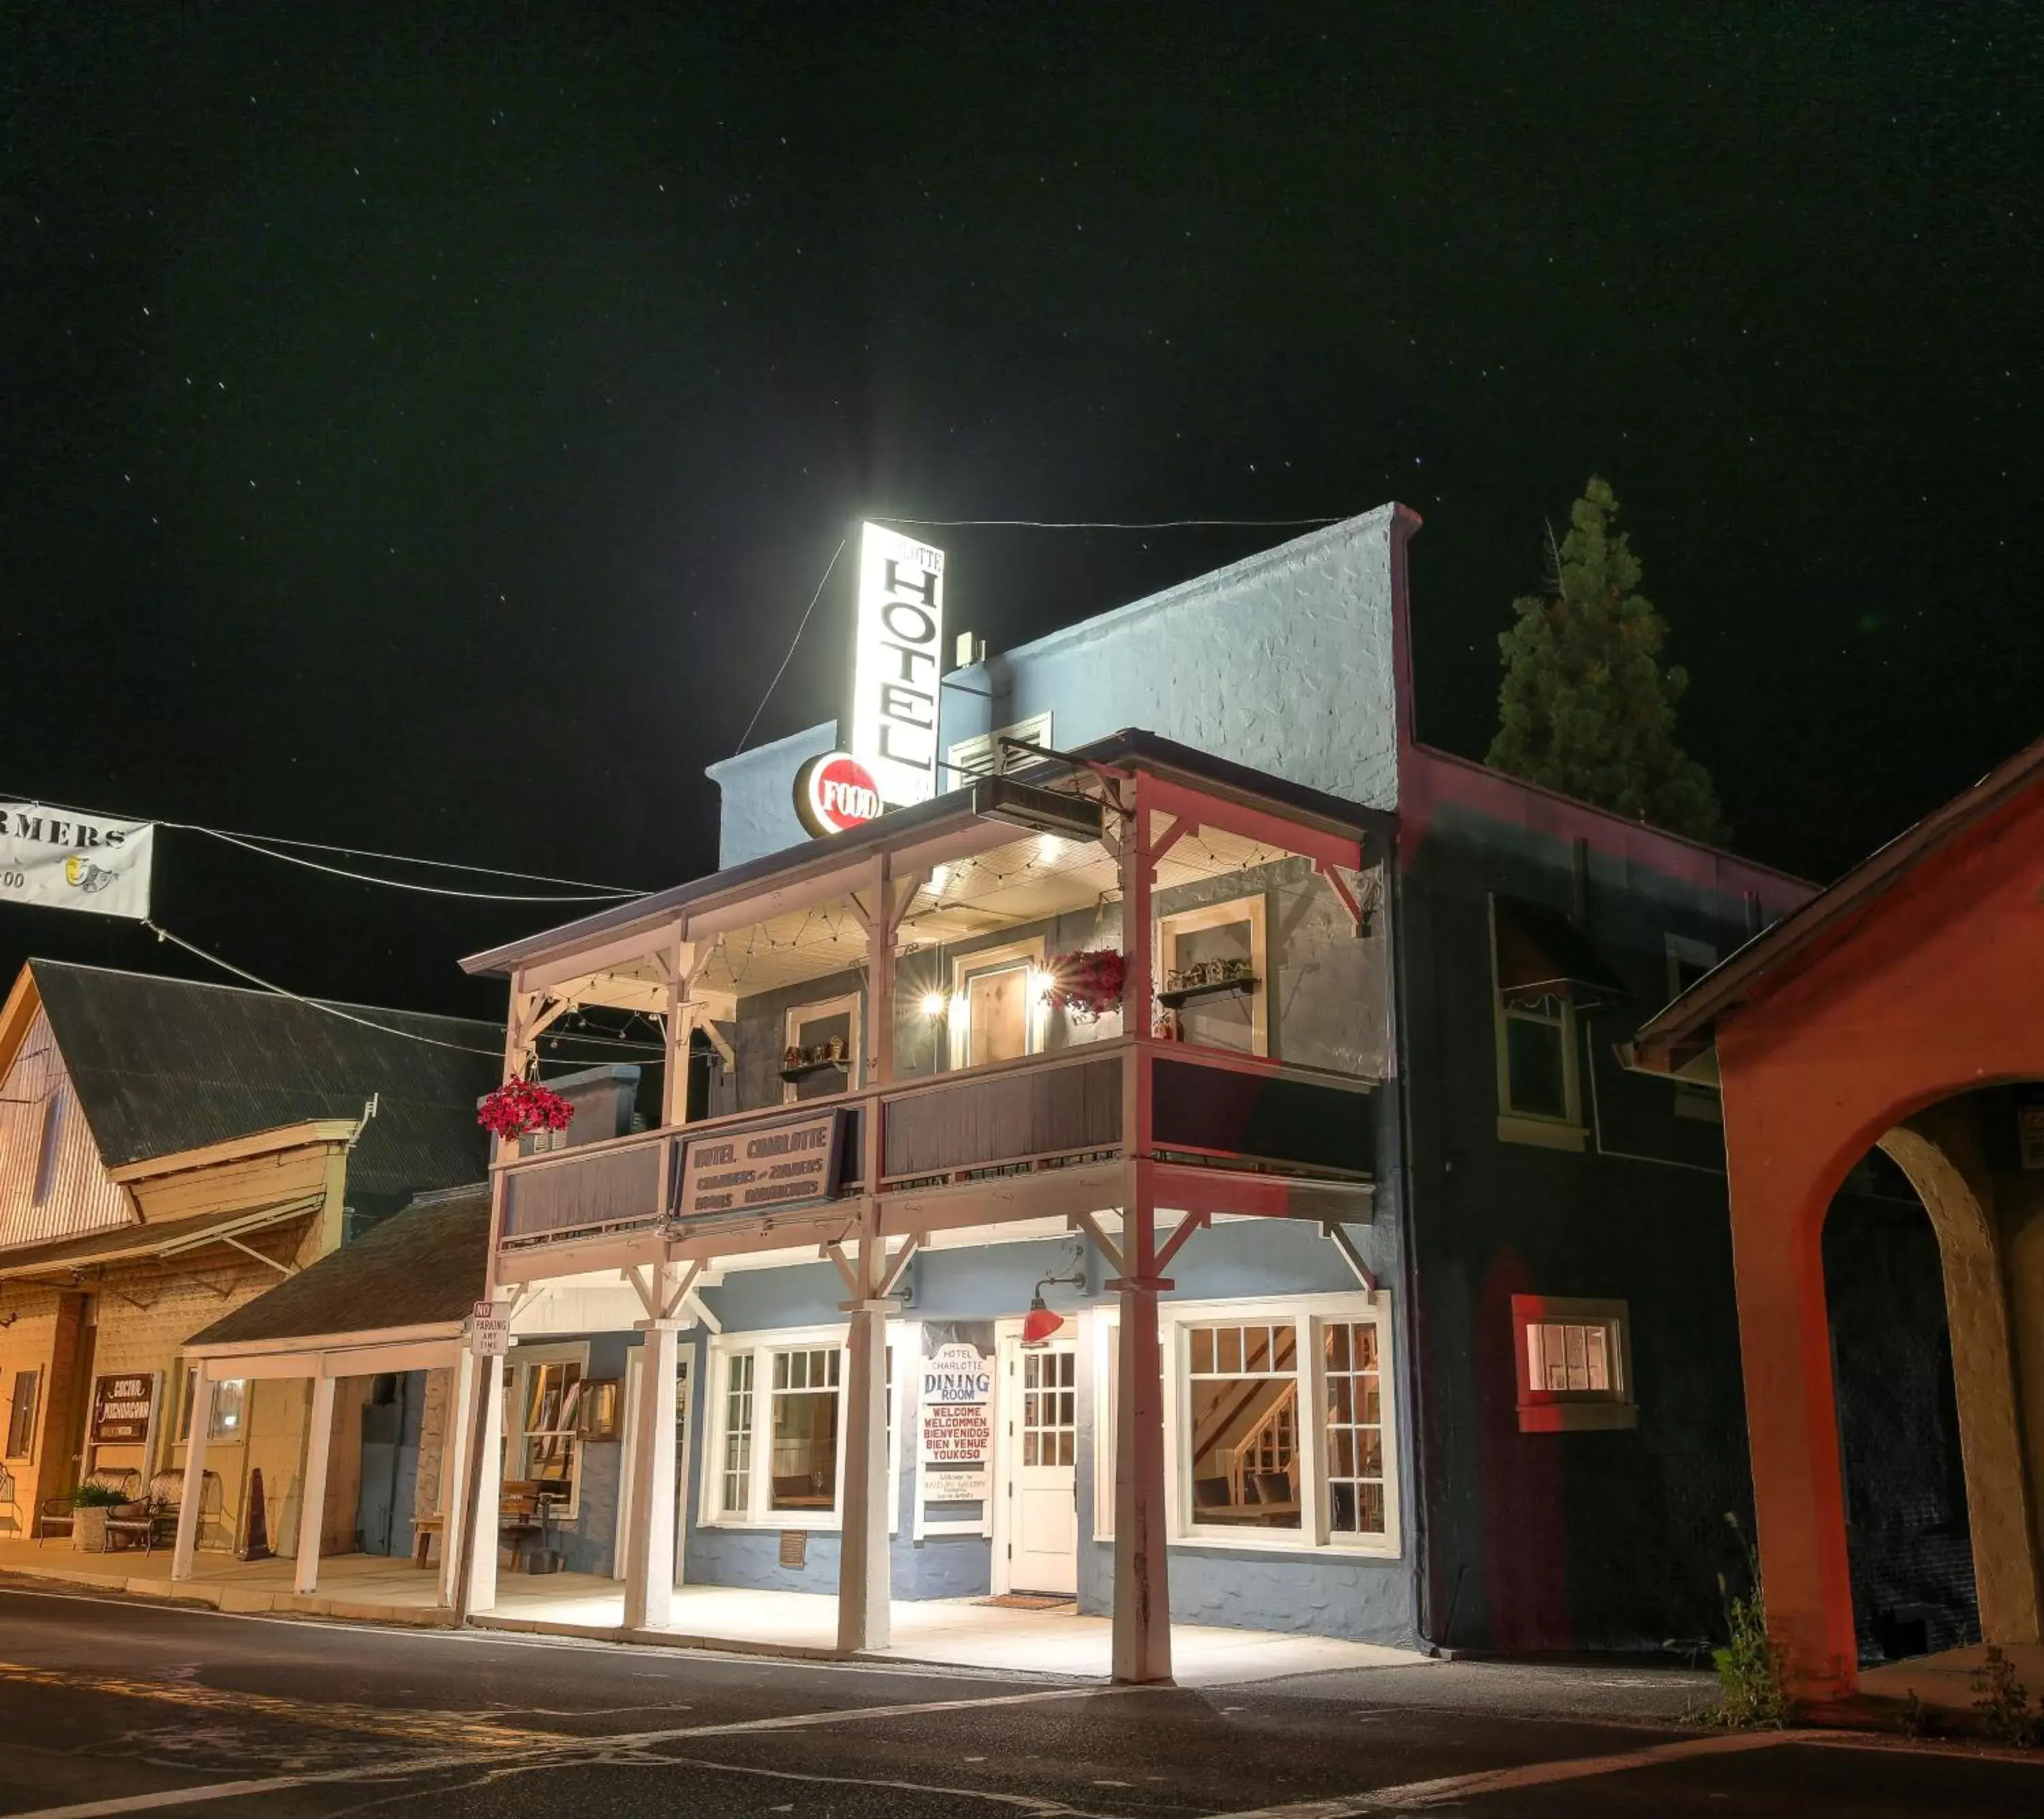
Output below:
[12,1778,313,1818]
[1205,1728,1851,1816]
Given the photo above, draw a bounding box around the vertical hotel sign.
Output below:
[850,523,945,807]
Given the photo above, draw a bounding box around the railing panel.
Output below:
[501,1138,666,1242]
[1149,1055,1374,1177]
[882,1055,1124,1181]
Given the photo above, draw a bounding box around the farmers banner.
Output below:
[0,803,153,920]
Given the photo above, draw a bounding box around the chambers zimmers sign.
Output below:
[675,1109,845,1219]
[849,523,946,808]
[1,803,154,920]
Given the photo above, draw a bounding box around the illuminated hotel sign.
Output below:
[675,1109,846,1218]
[849,523,946,807]
[792,750,882,838]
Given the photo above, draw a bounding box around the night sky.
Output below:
[5,5,2039,1021]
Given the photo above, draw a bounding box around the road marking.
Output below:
[1206,1728,1862,1814]
[5,1681,1127,1818]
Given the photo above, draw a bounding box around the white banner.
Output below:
[0,803,154,920]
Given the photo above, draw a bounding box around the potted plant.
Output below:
[69,1480,129,1552]
[477,1078,575,1142]
[1041,948,1127,1024]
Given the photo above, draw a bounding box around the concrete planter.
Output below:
[72,1507,110,1552]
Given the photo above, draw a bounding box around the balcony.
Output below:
[471,732,1393,1273]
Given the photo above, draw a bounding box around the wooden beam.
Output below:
[1320,1222,1378,1294]
[1070,1210,1126,1280]
[876,1234,922,1300]
[1151,1208,1209,1277]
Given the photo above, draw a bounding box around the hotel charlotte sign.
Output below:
[675,1110,846,1218]
[849,523,946,808]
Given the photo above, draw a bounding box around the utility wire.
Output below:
[738,536,846,753]
[143,920,666,1061]
[3,789,643,897]
[876,515,1346,530]
[194,828,638,902]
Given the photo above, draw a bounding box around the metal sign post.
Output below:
[451,1301,508,1626]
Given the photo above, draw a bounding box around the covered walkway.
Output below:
[0,1538,1419,1684]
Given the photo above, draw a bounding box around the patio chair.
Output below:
[35,1468,140,1544]
[140,1468,217,1551]
[103,1497,156,1553]
[0,1463,20,1538]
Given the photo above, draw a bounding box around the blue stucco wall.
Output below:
[708,508,1403,867]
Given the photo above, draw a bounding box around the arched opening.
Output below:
[1822,1146,1979,1665]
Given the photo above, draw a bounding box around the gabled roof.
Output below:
[1633,734,2044,1070]
[184,1183,489,1350]
[15,960,504,1200]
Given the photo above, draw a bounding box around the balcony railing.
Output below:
[495,1040,1376,1256]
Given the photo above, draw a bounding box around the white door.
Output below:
[1005,1339,1078,1594]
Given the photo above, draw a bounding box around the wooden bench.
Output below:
[409,1479,570,1570]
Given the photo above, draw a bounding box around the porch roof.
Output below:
[183,1183,489,1349]
[461,728,1382,982]
[0,1194,322,1282]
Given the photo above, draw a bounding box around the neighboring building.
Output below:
[429,505,1806,1675]
[0,961,501,1556]
[1635,738,2044,1699]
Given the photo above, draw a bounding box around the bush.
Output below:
[1972,1647,2041,1748]
[69,1482,131,1508]
[1702,1514,1787,1728]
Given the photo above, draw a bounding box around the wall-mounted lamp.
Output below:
[1021,1262,1088,1347]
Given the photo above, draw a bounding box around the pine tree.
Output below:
[1486,477,1726,842]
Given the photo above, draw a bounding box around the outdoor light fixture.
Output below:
[921,990,948,1020]
[1021,1261,1088,1347]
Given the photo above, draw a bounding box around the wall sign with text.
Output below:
[1,803,154,920]
[793,750,883,838]
[918,1340,993,1506]
[90,1371,157,1445]
[849,523,946,807]
[675,1108,845,1219]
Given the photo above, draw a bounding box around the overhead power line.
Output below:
[739,536,846,753]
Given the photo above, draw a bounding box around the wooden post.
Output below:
[837,1200,894,1653]
[623,1317,682,1630]
[292,1373,337,1596]
[1111,1162,1172,1685]
[439,1350,477,1608]
[460,1350,504,1619]
[170,1373,211,1582]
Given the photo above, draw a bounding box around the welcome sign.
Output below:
[1,803,154,920]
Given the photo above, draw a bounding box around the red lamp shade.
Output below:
[1021,1301,1066,1347]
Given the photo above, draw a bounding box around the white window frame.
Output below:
[1157,894,1270,1057]
[1096,1290,1401,1560]
[947,934,1047,1070]
[781,992,862,1104]
[1663,935,1722,1123]
[508,1340,590,1520]
[1511,1294,1637,1433]
[698,1322,903,1532]
[1489,897,1584,1150]
[947,711,1054,784]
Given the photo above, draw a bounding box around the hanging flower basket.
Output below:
[478,1078,574,1141]
[1040,948,1127,1023]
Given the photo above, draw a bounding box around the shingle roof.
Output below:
[29,959,503,1200]
[185,1183,490,1348]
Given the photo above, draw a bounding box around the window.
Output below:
[1186,1322,1300,1528]
[31,1088,65,1206]
[1489,899,1583,1147]
[947,711,1054,783]
[706,1328,901,1529]
[207,1378,247,1440]
[1511,1295,1637,1432]
[769,1347,841,1511]
[949,936,1045,1068]
[1104,1293,1401,1555]
[720,1352,754,1514]
[510,1345,588,1512]
[1158,895,1269,1055]
[5,1370,39,1458]
[1022,1348,1075,1467]
[782,993,861,1103]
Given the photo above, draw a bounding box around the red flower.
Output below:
[478,1078,575,1140]
[1041,948,1127,1023]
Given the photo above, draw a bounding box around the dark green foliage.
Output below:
[1701,1514,1787,1728]
[1487,478,1727,843]
[1972,1645,2041,1747]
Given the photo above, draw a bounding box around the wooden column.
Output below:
[1111,1161,1173,1685]
[438,1350,477,1608]
[466,1354,504,1616]
[170,1374,211,1582]
[623,1318,682,1630]
[837,1201,894,1653]
[292,1373,337,1596]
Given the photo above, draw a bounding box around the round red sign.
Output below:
[794,751,884,837]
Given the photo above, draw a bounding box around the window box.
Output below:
[1511,1295,1637,1433]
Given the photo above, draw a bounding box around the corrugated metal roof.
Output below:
[185,1184,489,1348]
[30,960,503,1199]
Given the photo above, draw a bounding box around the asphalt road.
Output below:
[0,1582,2038,1816]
